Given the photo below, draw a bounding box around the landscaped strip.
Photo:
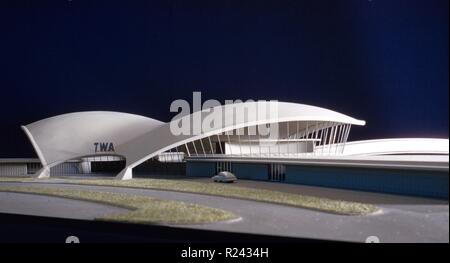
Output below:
[65,178,379,215]
[0,177,34,182]
[0,186,237,225]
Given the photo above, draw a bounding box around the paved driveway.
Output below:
[0,191,128,220]
[0,181,448,242]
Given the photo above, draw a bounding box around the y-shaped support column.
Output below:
[34,166,50,179]
[116,167,133,180]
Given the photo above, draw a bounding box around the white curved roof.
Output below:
[22,111,164,167]
[21,101,366,179]
[116,101,365,178]
[251,101,365,126]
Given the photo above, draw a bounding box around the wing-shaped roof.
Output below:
[116,101,365,177]
[22,111,164,167]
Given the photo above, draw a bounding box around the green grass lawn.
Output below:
[0,185,237,225]
[63,178,379,215]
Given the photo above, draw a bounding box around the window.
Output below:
[269,163,285,181]
[216,161,232,173]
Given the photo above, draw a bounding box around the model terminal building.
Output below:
[0,101,448,198]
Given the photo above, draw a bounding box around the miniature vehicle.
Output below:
[212,171,237,183]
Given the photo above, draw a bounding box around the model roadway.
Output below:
[0,181,448,243]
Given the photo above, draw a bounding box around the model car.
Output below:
[212,171,237,183]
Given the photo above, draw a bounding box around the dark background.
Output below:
[0,0,448,158]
